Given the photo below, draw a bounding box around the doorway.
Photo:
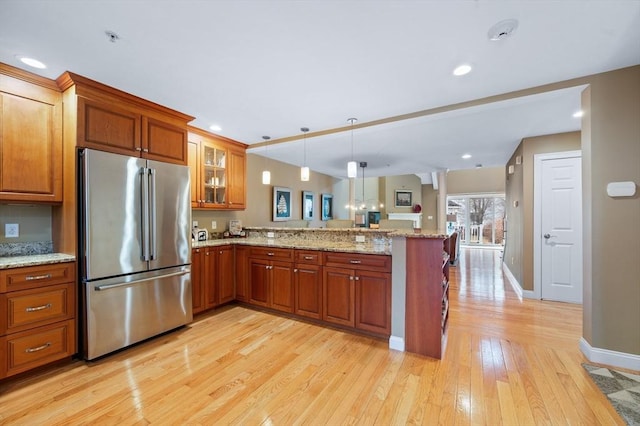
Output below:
[534,151,583,303]
[447,195,506,247]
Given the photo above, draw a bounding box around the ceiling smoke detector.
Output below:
[487,19,519,41]
[105,30,120,43]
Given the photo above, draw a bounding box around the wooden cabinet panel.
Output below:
[188,140,200,207]
[295,250,322,265]
[217,246,235,304]
[191,248,205,314]
[249,258,270,307]
[227,147,246,208]
[77,97,140,154]
[323,267,355,327]
[355,271,391,335]
[324,252,391,272]
[0,262,75,293]
[295,263,322,320]
[271,261,294,313]
[249,247,293,261]
[2,319,75,378]
[235,246,249,302]
[0,87,62,202]
[1,283,74,335]
[204,248,217,309]
[142,117,188,165]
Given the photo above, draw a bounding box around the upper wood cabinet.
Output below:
[57,72,193,166]
[188,127,247,210]
[0,64,62,203]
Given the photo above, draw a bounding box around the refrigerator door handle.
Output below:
[94,269,189,291]
[141,167,151,261]
[149,168,157,260]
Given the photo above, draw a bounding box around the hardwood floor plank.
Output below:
[0,248,633,425]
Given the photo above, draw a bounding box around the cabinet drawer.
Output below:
[295,250,322,265]
[323,252,391,272]
[2,319,75,378]
[1,283,75,335]
[0,262,75,292]
[249,246,293,261]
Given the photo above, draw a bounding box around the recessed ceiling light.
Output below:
[462,154,472,159]
[209,124,222,132]
[572,110,584,118]
[453,64,472,76]
[18,56,46,69]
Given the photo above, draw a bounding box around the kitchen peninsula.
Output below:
[193,227,450,359]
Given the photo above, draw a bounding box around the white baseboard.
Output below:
[580,337,640,371]
[502,263,523,301]
[389,336,405,352]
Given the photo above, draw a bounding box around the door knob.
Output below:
[543,233,551,239]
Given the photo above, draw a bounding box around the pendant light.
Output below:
[262,135,271,185]
[300,127,310,182]
[347,118,358,178]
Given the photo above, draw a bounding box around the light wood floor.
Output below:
[0,248,630,425]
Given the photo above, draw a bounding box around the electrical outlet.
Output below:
[192,221,198,228]
[211,221,217,230]
[427,215,433,220]
[355,235,366,243]
[5,223,19,238]
[267,232,275,238]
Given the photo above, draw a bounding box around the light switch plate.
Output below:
[211,221,217,230]
[5,223,19,238]
[355,235,366,243]
[267,232,275,238]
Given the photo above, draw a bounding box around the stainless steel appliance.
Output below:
[79,149,192,360]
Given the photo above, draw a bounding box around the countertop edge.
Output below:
[0,253,77,269]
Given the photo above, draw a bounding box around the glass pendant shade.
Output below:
[347,161,357,178]
[262,170,271,185]
[301,166,310,181]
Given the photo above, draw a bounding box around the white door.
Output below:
[540,155,582,303]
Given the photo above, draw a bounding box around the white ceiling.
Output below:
[1,1,639,180]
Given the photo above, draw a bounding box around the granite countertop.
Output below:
[0,253,76,269]
[193,237,392,255]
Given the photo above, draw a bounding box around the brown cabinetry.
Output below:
[0,64,62,203]
[0,262,76,379]
[188,128,247,210]
[248,247,294,313]
[405,237,449,359]
[294,250,322,320]
[192,245,234,314]
[322,252,391,336]
[234,246,249,302]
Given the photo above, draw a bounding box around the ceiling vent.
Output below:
[487,19,519,41]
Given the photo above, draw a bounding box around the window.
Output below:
[447,195,505,246]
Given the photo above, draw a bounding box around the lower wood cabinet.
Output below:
[192,245,234,314]
[248,253,294,313]
[234,246,249,302]
[294,263,323,320]
[0,262,76,379]
[355,270,391,335]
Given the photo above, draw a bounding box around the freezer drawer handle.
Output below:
[25,342,51,353]
[94,270,189,291]
[26,273,52,281]
[26,303,52,312]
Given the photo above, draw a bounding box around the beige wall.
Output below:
[382,174,422,216]
[446,167,505,195]
[0,205,51,243]
[504,131,581,290]
[420,184,438,230]
[581,66,640,355]
[193,153,337,233]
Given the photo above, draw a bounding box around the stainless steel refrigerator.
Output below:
[79,148,192,360]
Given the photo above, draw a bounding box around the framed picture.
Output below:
[302,191,314,220]
[321,193,333,221]
[273,186,292,221]
[395,190,413,207]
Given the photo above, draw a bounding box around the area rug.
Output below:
[583,363,640,425]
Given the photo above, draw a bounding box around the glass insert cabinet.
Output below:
[203,145,226,205]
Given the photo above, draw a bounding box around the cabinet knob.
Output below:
[136,147,142,152]
[294,268,298,273]
[355,276,360,281]
[349,276,354,281]
[143,148,149,153]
